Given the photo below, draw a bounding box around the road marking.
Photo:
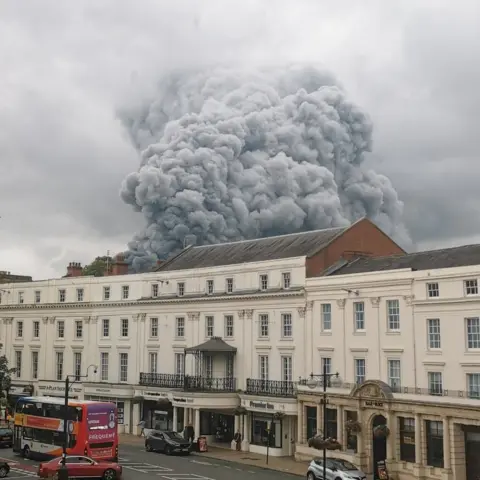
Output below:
[190,460,213,465]
[159,475,215,480]
[121,461,173,473]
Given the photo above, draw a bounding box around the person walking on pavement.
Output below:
[137,420,146,437]
[234,430,242,451]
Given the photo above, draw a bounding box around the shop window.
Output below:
[399,417,416,463]
[345,411,358,453]
[325,408,337,439]
[426,420,444,468]
[251,414,282,448]
[306,406,317,440]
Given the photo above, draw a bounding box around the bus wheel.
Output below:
[0,465,9,478]
[23,446,31,459]
[103,468,117,480]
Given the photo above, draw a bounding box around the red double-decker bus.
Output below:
[13,396,118,461]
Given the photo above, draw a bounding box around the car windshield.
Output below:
[164,431,184,440]
[0,429,11,435]
[329,459,358,471]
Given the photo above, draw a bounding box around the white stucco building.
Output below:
[3,220,480,479]
[297,244,480,480]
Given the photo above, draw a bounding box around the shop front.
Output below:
[296,379,480,480]
[133,389,182,432]
[83,383,134,434]
[6,383,34,409]
[37,380,83,399]
[171,392,239,445]
[239,395,298,457]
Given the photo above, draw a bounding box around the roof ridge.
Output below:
[190,225,348,250]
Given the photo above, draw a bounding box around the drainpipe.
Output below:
[377,300,381,379]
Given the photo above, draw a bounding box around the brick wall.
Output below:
[306,218,406,277]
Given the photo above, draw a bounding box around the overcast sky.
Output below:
[1,0,479,280]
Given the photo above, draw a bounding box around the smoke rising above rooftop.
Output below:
[119,65,410,272]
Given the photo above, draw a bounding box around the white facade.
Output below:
[3,255,480,477]
[0,256,307,454]
[297,264,480,480]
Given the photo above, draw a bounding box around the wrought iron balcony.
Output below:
[184,375,236,393]
[246,379,296,398]
[139,373,184,389]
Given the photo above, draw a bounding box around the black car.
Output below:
[0,428,12,448]
[145,430,191,455]
[0,462,10,478]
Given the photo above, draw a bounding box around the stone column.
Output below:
[234,414,240,432]
[386,410,396,461]
[443,417,451,471]
[242,414,250,451]
[194,409,200,440]
[297,400,303,443]
[317,403,322,437]
[337,406,344,446]
[183,408,189,430]
[415,413,422,465]
[357,408,365,454]
[173,406,178,432]
[133,402,140,435]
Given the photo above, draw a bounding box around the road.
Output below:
[0,444,301,480]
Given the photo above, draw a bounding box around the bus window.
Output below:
[22,428,33,440]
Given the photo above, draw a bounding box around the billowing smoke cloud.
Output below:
[120,65,410,272]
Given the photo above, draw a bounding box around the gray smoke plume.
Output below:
[120,65,410,272]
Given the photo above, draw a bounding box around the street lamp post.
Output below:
[58,364,98,480]
[306,363,342,480]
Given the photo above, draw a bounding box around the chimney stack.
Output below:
[66,262,83,277]
[110,254,129,276]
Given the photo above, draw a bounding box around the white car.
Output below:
[307,457,367,480]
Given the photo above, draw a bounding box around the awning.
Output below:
[185,336,237,354]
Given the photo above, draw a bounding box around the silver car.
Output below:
[307,457,367,480]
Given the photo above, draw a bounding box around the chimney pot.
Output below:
[66,262,83,277]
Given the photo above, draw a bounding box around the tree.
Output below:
[82,256,113,277]
[0,344,16,407]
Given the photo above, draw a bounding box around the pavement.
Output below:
[0,440,305,480]
[120,434,307,476]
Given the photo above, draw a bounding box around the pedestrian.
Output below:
[137,420,146,437]
[234,430,242,451]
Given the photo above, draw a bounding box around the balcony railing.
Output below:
[246,379,296,397]
[184,376,236,393]
[139,373,184,389]
[139,373,236,392]
[298,379,480,401]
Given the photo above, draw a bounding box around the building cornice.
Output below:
[413,296,480,306]
[0,288,305,312]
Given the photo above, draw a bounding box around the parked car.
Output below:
[0,462,10,478]
[145,430,191,455]
[38,456,122,480]
[0,428,12,448]
[307,457,367,480]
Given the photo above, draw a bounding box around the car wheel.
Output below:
[164,445,172,455]
[23,446,31,459]
[103,468,117,480]
[0,465,9,478]
[307,473,315,480]
[145,443,153,452]
[53,472,60,480]
[335,477,342,480]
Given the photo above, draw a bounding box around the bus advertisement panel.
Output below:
[86,403,117,460]
[13,397,118,461]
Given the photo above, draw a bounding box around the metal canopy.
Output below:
[184,336,237,355]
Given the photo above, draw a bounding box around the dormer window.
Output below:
[206,280,214,295]
[226,278,234,294]
[260,274,268,291]
[151,284,159,297]
[177,282,185,297]
[282,272,291,289]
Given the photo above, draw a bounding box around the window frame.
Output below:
[102,318,110,338]
[426,282,439,298]
[387,358,401,389]
[321,303,332,332]
[282,272,291,289]
[175,317,185,338]
[281,313,293,338]
[353,301,365,331]
[259,313,269,338]
[224,315,234,338]
[354,358,366,384]
[427,318,441,349]
[120,318,129,338]
[259,274,268,291]
[386,299,400,331]
[464,279,479,296]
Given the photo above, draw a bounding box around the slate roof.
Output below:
[185,337,237,353]
[328,244,480,276]
[157,226,348,271]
